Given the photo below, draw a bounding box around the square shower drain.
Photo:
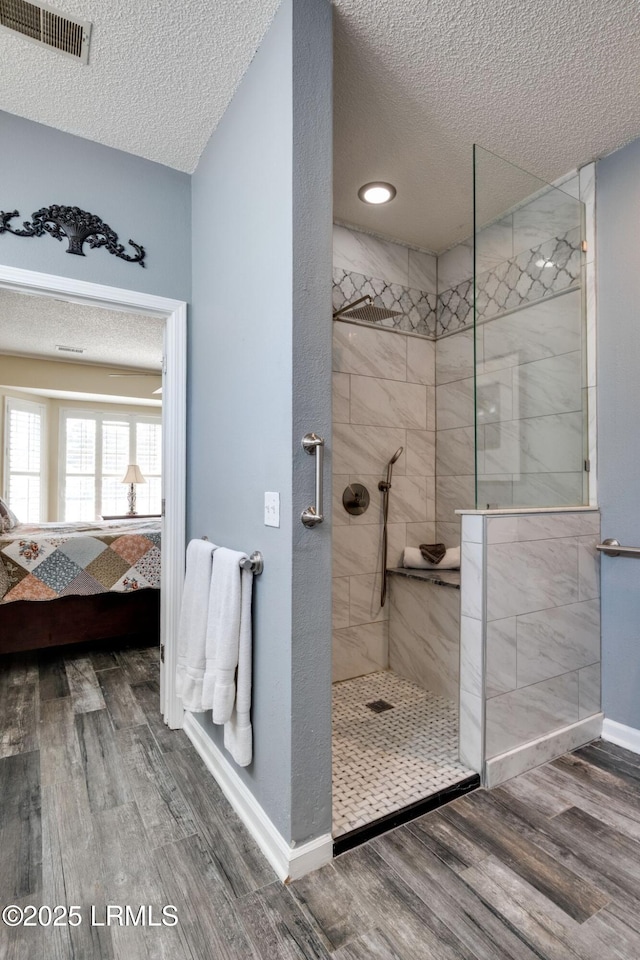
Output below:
[366,699,394,714]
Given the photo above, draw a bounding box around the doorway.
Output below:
[0,263,186,726]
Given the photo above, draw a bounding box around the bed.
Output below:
[0,518,161,654]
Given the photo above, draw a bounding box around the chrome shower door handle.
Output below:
[301,433,325,527]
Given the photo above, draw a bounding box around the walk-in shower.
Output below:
[330,143,595,849]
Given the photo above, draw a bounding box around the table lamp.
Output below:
[121,464,146,515]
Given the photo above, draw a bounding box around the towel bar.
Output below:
[201,538,264,575]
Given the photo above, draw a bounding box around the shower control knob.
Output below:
[343,483,370,516]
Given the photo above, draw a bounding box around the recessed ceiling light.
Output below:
[358,182,397,205]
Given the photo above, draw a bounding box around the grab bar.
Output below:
[301,432,325,527]
[201,537,264,574]
[596,538,640,558]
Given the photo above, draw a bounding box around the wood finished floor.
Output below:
[2,640,640,959]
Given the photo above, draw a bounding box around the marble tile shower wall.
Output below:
[332,224,438,338]
[332,225,438,682]
[332,321,437,681]
[459,511,601,785]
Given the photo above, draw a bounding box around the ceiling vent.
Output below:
[55,344,85,354]
[0,0,91,63]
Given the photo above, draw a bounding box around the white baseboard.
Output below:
[484,713,603,788]
[602,718,640,755]
[182,713,333,882]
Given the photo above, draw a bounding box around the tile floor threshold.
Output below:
[333,772,480,856]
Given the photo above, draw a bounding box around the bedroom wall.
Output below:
[189,0,333,847]
[0,354,161,521]
[0,111,190,303]
[0,384,158,522]
[0,355,161,401]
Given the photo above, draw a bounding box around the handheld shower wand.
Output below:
[379,447,403,607]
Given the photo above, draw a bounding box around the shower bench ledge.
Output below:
[387,567,460,590]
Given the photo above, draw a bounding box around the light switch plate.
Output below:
[264,491,280,527]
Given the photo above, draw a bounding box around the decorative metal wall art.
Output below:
[0,206,145,267]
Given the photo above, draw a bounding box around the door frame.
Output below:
[0,264,186,728]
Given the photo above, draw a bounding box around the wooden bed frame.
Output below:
[0,589,160,655]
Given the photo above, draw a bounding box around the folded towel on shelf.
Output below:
[419,542,447,564]
[403,546,461,570]
[176,539,215,712]
[202,547,254,766]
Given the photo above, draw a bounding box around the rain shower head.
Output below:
[333,295,401,324]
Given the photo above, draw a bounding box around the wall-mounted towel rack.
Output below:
[201,538,264,575]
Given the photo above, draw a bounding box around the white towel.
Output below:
[223,565,253,767]
[176,539,215,711]
[403,546,461,570]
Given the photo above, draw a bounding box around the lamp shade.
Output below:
[121,464,146,484]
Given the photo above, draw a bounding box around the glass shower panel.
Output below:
[473,144,587,509]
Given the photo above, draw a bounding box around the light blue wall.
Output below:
[189,0,332,843]
[597,137,640,729]
[0,111,190,301]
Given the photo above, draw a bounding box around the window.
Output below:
[60,410,161,520]
[4,397,46,522]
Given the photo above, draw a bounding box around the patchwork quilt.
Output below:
[0,520,161,604]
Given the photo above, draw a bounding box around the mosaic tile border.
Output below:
[332,229,582,342]
[332,267,437,339]
[437,228,583,336]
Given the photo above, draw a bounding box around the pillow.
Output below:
[0,498,18,532]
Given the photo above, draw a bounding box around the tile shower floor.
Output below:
[332,670,474,837]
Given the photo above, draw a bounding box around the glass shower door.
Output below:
[473,144,587,509]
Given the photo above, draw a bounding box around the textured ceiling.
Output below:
[0,289,164,370]
[1,0,640,250]
[0,0,280,172]
[333,0,640,251]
